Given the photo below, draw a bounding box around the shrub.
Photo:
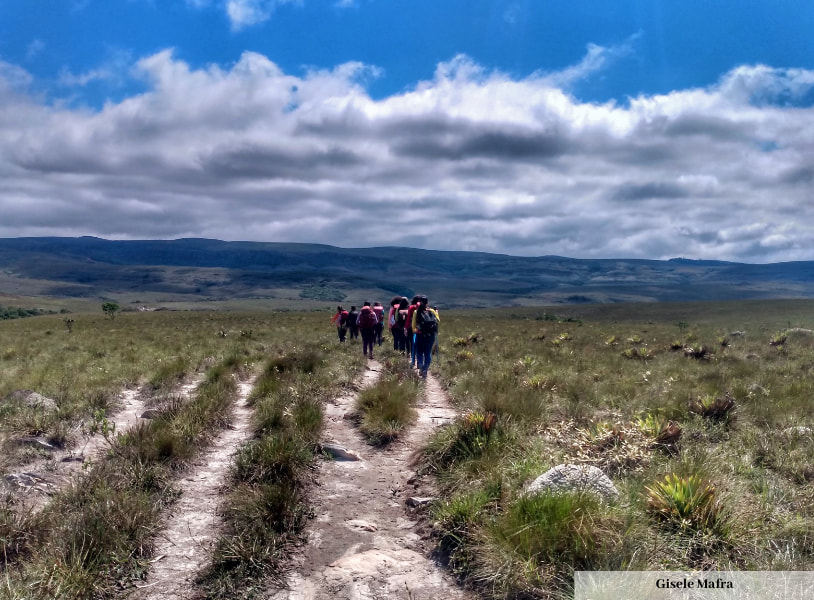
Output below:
[769,331,788,347]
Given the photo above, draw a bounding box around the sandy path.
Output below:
[269,362,470,600]
[132,375,257,600]
[3,379,199,508]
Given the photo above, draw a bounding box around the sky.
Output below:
[1,1,814,263]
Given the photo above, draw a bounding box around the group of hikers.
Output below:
[331,295,440,378]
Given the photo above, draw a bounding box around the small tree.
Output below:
[102,302,120,320]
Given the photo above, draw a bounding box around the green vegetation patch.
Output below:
[0,304,61,320]
[419,301,814,597]
[298,284,346,302]
[353,361,420,446]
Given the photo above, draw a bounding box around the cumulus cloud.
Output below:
[1,48,814,262]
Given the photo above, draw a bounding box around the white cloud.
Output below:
[226,0,301,30]
[539,34,640,90]
[26,39,46,61]
[0,60,33,91]
[58,48,133,88]
[2,47,814,263]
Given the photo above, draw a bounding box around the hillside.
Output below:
[0,236,812,307]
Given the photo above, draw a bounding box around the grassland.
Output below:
[423,299,814,598]
[2,299,814,599]
[0,309,361,599]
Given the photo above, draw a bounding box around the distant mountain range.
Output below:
[0,236,812,308]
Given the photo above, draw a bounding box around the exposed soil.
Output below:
[268,361,471,600]
[5,360,469,599]
[3,380,199,511]
[131,375,258,600]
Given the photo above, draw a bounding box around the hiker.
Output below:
[412,295,440,378]
[406,296,420,367]
[347,305,360,339]
[392,297,409,353]
[432,305,441,355]
[357,301,379,359]
[388,296,401,350]
[372,301,385,346]
[331,305,349,343]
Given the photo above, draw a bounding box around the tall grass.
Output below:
[353,358,420,446]
[420,300,814,597]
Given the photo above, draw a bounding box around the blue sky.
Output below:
[1,0,814,262]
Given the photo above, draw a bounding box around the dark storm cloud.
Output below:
[200,144,363,180]
[610,182,690,202]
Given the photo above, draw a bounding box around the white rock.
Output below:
[526,464,619,502]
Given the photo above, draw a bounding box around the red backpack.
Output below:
[358,306,378,329]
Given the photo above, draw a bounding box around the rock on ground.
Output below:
[526,463,619,502]
[4,390,58,412]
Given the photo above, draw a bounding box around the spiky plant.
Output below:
[684,345,713,360]
[621,347,651,360]
[645,473,724,533]
[688,393,736,420]
[635,413,682,450]
[769,331,788,347]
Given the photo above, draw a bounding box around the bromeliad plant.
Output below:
[635,413,682,449]
[688,393,736,421]
[645,473,725,533]
[459,412,497,452]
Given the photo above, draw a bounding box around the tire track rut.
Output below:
[269,361,470,600]
[132,375,258,600]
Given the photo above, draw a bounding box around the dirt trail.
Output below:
[132,375,257,600]
[3,379,199,509]
[269,361,470,600]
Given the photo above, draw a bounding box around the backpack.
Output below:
[394,309,407,329]
[346,310,358,327]
[416,309,438,335]
[358,307,377,329]
[338,310,349,327]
